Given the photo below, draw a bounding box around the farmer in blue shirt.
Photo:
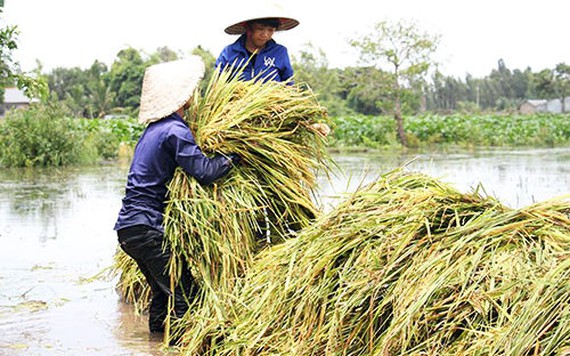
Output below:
[216,6,330,242]
[215,4,299,83]
[114,57,239,340]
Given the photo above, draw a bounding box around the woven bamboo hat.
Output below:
[138,56,205,124]
[224,2,299,35]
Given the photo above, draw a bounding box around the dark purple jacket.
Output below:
[114,113,232,232]
[215,34,294,83]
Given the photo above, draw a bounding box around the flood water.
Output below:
[0,148,568,355]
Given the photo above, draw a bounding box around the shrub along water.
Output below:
[78,116,143,160]
[0,103,96,167]
[0,104,143,167]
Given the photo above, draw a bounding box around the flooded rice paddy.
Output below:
[0,148,568,355]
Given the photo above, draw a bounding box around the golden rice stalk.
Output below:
[166,65,334,280]
[209,169,570,356]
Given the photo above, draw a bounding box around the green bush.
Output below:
[78,116,143,160]
[0,101,145,167]
[0,103,97,167]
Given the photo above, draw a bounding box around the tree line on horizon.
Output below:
[35,45,569,116]
[2,16,569,144]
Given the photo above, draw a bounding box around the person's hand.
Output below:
[311,123,331,137]
[228,153,242,165]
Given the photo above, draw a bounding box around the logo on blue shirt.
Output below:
[263,56,276,68]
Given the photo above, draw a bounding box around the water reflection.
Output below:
[0,148,568,355]
[320,147,570,210]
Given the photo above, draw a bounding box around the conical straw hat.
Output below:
[224,2,299,35]
[138,56,205,124]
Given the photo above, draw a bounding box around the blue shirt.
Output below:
[215,34,294,83]
[114,113,232,232]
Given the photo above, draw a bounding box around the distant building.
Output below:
[519,99,547,114]
[0,87,39,117]
[546,97,570,113]
[519,97,570,114]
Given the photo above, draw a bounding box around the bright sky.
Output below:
[3,0,567,78]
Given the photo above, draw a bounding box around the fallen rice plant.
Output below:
[190,169,570,355]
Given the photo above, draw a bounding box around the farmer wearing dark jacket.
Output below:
[114,57,239,339]
[215,3,299,83]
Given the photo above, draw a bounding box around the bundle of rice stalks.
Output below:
[205,169,570,355]
[166,68,333,290]
[113,66,334,345]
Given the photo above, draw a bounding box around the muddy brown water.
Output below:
[1,148,568,355]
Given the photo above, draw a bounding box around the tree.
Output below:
[151,46,180,63]
[192,45,215,93]
[292,43,347,115]
[106,47,146,113]
[428,71,466,112]
[534,69,557,100]
[46,66,89,116]
[553,63,570,112]
[341,66,392,115]
[0,11,48,100]
[350,19,439,146]
[86,61,114,118]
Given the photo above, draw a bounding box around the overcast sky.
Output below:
[3,0,567,78]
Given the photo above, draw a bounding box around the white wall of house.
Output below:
[520,97,570,114]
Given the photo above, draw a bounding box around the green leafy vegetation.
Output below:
[78,115,143,159]
[0,103,93,167]
[331,113,570,148]
[1,106,568,168]
[0,104,142,167]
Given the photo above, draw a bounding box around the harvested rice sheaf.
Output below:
[112,67,335,342]
[112,66,570,354]
[164,70,335,346]
[198,169,569,356]
[168,66,334,285]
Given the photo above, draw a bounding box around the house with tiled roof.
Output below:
[519,99,547,114]
[0,87,38,117]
